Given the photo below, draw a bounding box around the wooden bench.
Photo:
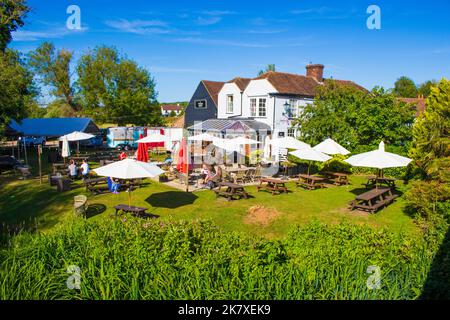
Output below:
[114,204,148,217]
[364,176,397,189]
[214,182,249,201]
[349,187,397,214]
[257,177,289,195]
[296,174,326,190]
[322,171,349,186]
[84,177,110,194]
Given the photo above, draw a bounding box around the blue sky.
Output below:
[10,0,450,103]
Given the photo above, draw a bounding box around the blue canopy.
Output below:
[10,118,99,137]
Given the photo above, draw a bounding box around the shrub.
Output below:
[0,218,444,300]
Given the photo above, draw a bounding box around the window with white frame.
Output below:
[287,127,296,138]
[289,99,299,118]
[250,98,257,117]
[226,95,234,113]
[258,98,266,117]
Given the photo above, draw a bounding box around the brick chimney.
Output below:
[306,64,324,82]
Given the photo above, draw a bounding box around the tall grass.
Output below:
[0,217,439,300]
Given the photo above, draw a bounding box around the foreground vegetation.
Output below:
[0,217,445,300]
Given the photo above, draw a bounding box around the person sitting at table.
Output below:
[68,160,78,180]
[205,165,222,189]
[107,177,121,194]
[200,163,213,184]
[164,152,173,165]
[80,159,90,180]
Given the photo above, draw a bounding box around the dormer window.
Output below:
[226,95,234,113]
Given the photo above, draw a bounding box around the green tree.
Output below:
[0,49,35,133]
[294,81,415,150]
[258,64,276,76]
[28,42,77,111]
[76,46,162,126]
[418,80,438,98]
[0,0,30,52]
[393,76,418,98]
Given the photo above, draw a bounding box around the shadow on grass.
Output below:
[85,203,107,218]
[146,191,198,209]
[420,226,450,299]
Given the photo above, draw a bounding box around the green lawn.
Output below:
[0,173,418,239]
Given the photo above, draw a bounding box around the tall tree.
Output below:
[418,80,438,98]
[28,42,78,111]
[393,76,418,98]
[0,0,29,52]
[0,49,35,133]
[294,81,415,150]
[258,64,276,76]
[76,46,162,126]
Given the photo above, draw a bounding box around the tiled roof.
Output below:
[161,104,183,111]
[188,119,271,133]
[398,97,427,116]
[255,71,366,97]
[202,80,225,106]
[227,77,252,91]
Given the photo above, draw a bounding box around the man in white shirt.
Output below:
[80,159,90,180]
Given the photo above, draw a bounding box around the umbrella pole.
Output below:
[307,161,311,176]
[128,189,131,207]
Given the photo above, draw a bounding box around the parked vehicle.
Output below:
[17,136,46,147]
[79,135,104,147]
[106,127,145,149]
[0,155,23,174]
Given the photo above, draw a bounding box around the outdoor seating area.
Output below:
[349,187,399,214]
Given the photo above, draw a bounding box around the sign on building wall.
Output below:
[194,99,207,109]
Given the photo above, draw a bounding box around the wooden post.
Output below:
[38,144,42,184]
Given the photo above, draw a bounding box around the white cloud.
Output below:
[195,16,222,26]
[12,27,88,41]
[172,37,270,48]
[290,7,331,15]
[105,19,170,34]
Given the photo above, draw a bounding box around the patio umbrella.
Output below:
[93,158,164,206]
[313,138,350,155]
[61,135,70,160]
[212,137,259,152]
[269,136,310,150]
[177,138,189,174]
[59,131,95,154]
[188,133,218,142]
[263,136,271,160]
[136,133,167,143]
[136,134,149,162]
[289,147,331,175]
[345,141,412,176]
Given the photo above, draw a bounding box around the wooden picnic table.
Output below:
[84,177,110,194]
[114,204,148,217]
[257,177,289,195]
[349,187,398,214]
[296,174,326,190]
[214,181,249,201]
[364,176,397,189]
[322,171,349,186]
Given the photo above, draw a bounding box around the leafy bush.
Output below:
[0,218,444,300]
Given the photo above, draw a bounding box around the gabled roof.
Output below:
[161,104,183,111]
[188,119,271,133]
[254,71,367,97]
[201,80,225,106]
[227,77,252,91]
[10,118,99,137]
